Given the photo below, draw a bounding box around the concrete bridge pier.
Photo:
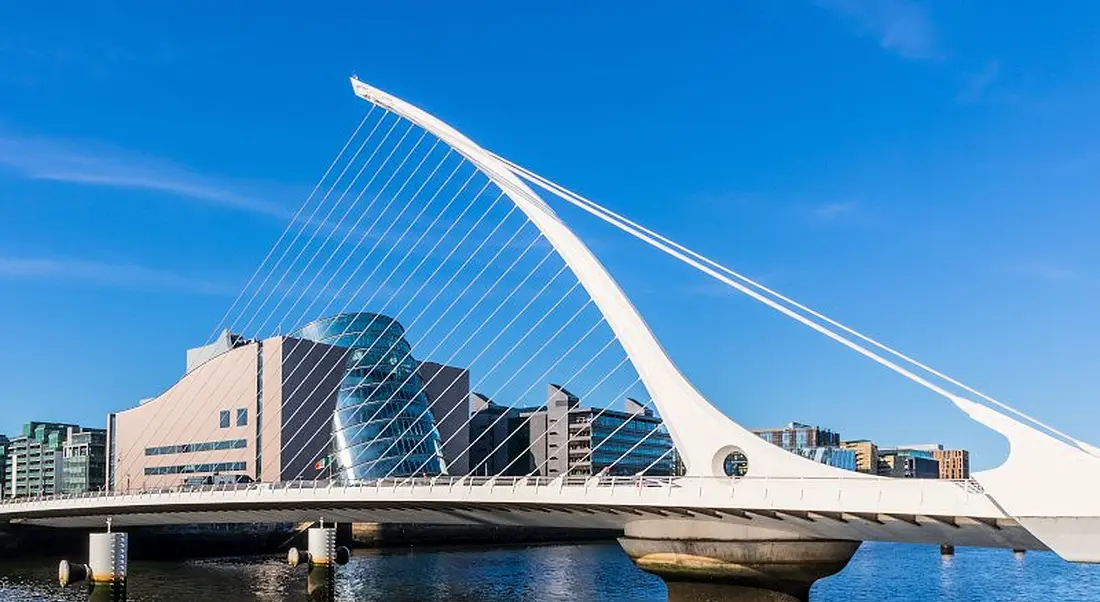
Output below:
[288,526,350,601]
[618,520,860,602]
[58,531,128,601]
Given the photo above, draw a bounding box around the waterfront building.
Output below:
[418,361,471,475]
[793,446,858,472]
[108,330,344,491]
[61,428,107,494]
[841,440,880,474]
[893,444,972,477]
[878,447,940,479]
[3,422,104,497]
[466,393,539,476]
[753,422,840,450]
[293,313,447,480]
[896,444,970,479]
[186,329,251,374]
[523,386,676,477]
[109,313,458,490]
[932,448,970,479]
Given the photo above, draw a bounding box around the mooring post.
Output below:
[59,519,128,600]
[288,521,350,600]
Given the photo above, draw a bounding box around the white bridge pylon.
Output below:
[348,77,1100,561]
[347,78,834,481]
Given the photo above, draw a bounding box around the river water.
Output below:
[2,541,1099,601]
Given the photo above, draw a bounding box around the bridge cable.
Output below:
[276,189,545,481]
[204,107,374,346]
[263,165,483,479]
[130,115,421,480]
[498,156,1094,455]
[486,343,629,477]
[394,298,601,481]
[218,136,472,480]
[114,109,398,484]
[274,181,513,481]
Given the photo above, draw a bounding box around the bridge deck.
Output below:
[0,476,1045,551]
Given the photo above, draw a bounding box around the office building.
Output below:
[793,446,857,472]
[721,450,748,477]
[4,422,104,498]
[522,385,676,477]
[109,312,456,490]
[754,422,840,450]
[466,393,539,476]
[61,428,107,494]
[878,448,940,479]
[841,440,879,474]
[932,449,970,480]
[419,361,471,475]
[897,444,970,479]
[892,444,970,479]
[109,330,343,491]
[186,329,251,373]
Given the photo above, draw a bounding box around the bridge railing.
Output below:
[0,475,986,508]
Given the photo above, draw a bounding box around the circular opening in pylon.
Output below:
[712,446,748,477]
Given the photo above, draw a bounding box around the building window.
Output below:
[236,408,248,427]
[144,439,247,456]
[219,410,230,429]
[143,461,246,476]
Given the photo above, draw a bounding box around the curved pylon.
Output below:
[349,77,860,479]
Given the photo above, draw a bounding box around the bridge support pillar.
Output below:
[59,531,128,600]
[618,520,859,602]
[288,526,350,601]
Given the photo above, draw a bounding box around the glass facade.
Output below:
[564,409,676,476]
[753,422,840,450]
[793,446,858,472]
[590,412,675,475]
[293,313,446,481]
[61,429,107,494]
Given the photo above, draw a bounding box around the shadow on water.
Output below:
[2,542,1100,601]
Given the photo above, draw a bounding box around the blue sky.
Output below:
[2,1,1099,469]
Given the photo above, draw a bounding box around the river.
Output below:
[2,541,1099,601]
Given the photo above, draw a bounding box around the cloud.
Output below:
[0,132,291,218]
[812,0,938,60]
[0,257,235,295]
[958,61,1001,103]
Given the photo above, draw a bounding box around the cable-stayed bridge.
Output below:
[5,78,1099,599]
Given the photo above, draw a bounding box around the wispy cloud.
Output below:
[0,257,235,295]
[812,0,938,60]
[0,132,291,218]
[958,61,1001,103]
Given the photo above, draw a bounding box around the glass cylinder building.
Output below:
[293,313,447,481]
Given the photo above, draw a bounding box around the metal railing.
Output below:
[0,475,985,507]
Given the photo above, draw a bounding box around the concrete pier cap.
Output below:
[619,520,861,602]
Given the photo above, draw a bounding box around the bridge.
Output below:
[5,78,1099,600]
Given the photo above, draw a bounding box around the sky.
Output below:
[2,1,1099,470]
